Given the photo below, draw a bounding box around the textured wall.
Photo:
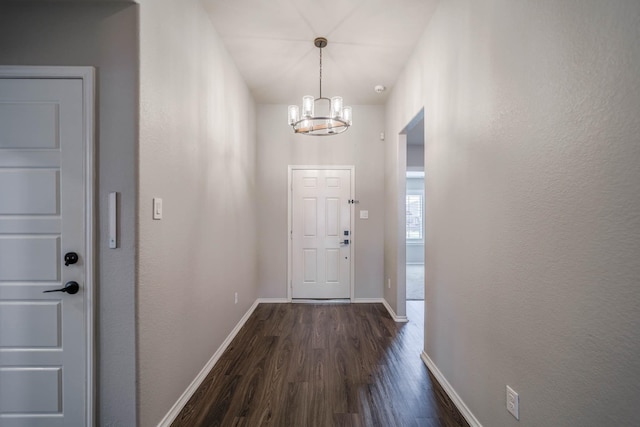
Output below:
[256,104,385,300]
[385,0,640,425]
[137,0,258,425]
[0,3,139,426]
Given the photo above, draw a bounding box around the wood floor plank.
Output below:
[171,303,469,427]
[333,413,363,427]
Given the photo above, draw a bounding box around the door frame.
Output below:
[287,165,355,301]
[0,66,95,426]
[394,108,425,320]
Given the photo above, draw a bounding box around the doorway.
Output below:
[288,166,355,300]
[399,110,425,324]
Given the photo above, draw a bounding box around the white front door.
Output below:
[0,76,91,426]
[291,169,352,299]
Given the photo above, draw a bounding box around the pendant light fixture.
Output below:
[288,37,352,136]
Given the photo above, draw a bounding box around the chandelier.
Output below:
[288,37,352,136]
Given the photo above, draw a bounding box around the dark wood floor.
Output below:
[172,302,468,427]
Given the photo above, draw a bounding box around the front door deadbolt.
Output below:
[64,252,79,266]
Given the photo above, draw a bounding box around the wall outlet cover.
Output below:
[506,385,519,420]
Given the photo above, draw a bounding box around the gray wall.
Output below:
[257,104,385,300]
[407,144,425,169]
[385,0,640,425]
[137,0,258,425]
[0,3,139,426]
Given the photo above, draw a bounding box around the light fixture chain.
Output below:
[319,46,323,99]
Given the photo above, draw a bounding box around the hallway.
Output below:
[172,303,467,427]
[1,1,638,425]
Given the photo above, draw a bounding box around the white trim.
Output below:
[287,168,292,302]
[287,165,356,302]
[83,67,96,427]
[254,298,381,305]
[352,299,412,323]
[158,299,261,427]
[0,66,96,427]
[396,133,408,323]
[406,166,425,173]
[256,298,290,304]
[382,299,408,323]
[351,298,384,303]
[420,352,483,427]
[0,66,94,80]
[292,299,350,304]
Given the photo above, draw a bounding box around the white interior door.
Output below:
[291,169,352,299]
[0,76,90,426]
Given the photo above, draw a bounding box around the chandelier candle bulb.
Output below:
[288,105,299,125]
[343,106,352,126]
[302,96,314,118]
[331,96,343,118]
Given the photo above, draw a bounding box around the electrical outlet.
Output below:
[506,385,519,420]
[387,278,391,289]
[234,292,238,304]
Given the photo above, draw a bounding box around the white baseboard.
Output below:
[420,351,482,427]
[382,299,408,323]
[351,298,383,303]
[157,299,261,427]
[353,298,409,323]
[256,297,290,303]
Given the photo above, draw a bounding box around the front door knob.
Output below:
[43,281,80,295]
[64,252,79,266]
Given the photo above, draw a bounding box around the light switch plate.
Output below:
[360,210,369,219]
[109,192,117,248]
[153,198,162,220]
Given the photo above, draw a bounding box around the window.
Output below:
[406,194,423,240]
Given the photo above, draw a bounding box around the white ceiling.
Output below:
[202,0,439,105]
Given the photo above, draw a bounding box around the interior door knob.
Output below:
[64,252,79,266]
[43,281,80,295]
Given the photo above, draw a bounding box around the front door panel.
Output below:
[0,78,87,427]
[292,169,351,299]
